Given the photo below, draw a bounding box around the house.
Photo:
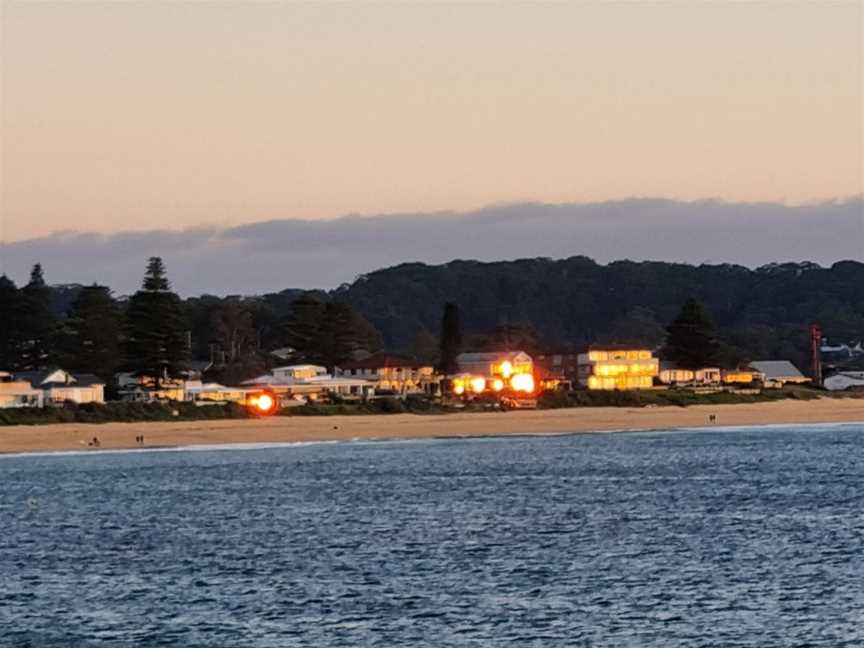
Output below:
[336,353,438,395]
[184,381,250,404]
[0,371,44,408]
[824,371,864,392]
[534,351,578,390]
[450,351,536,395]
[272,364,328,381]
[116,362,212,402]
[658,363,722,386]
[577,345,658,390]
[746,361,809,386]
[242,371,376,402]
[456,351,533,378]
[14,369,105,404]
[116,372,187,402]
[722,369,764,385]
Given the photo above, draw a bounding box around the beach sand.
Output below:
[1,397,862,455]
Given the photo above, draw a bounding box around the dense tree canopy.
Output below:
[18,256,864,382]
[59,284,122,381]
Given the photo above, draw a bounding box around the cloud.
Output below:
[1,198,861,296]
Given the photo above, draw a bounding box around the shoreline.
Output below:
[1,397,862,456]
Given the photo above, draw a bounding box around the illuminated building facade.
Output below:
[336,353,437,395]
[453,351,536,395]
[577,346,659,390]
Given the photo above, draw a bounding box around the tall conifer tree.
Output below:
[664,298,721,369]
[19,263,57,370]
[62,284,122,381]
[125,258,190,385]
[437,302,462,374]
[0,275,25,370]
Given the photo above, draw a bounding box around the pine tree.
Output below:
[124,258,190,385]
[437,302,462,374]
[62,284,122,381]
[19,264,57,370]
[278,296,382,368]
[318,302,359,369]
[281,295,327,356]
[0,275,25,370]
[412,327,439,366]
[664,298,721,369]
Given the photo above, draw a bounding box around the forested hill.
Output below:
[334,257,864,356]
[37,256,863,374]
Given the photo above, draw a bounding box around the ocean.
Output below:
[2,424,862,646]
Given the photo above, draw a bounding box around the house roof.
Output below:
[337,353,422,370]
[14,369,105,387]
[73,373,106,387]
[456,351,532,364]
[14,369,68,387]
[748,361,806,380]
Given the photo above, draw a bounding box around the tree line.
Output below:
[3,254,853,385]
[0,258,383,388]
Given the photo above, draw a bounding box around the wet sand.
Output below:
[1,397,862,455]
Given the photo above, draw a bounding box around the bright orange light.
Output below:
[453,383,465,395]
[499,361,513,378]
[257,393,275,412]
[510,373,535,393]
[470,376,486,394]
[492,378,505,392]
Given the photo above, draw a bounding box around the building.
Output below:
[746,361,809,386]
[722,369,764,385]
[272,365,328,381]
[824,371,864,392]
[116,372,187,402]
[184,381,250,404]
[658,363,722,386]
[456,351,533,379]
[0,372,44,408]
[534,351,578,390]
[336,353,437,395]
[15,369,105,405]
[577,346,659,390]
[242,369,376,402]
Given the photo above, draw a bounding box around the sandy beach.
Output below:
[0,397,861,455]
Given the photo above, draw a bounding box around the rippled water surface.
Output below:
[2,424,863,646]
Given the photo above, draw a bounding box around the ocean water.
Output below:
[2,424,863,647]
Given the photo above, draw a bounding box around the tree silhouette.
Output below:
[125,258,190,385]
[664,298,721,369]
[437,302,462,374]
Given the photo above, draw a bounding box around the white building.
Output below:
[272,365,328,381]
[14,369,105,405]
[747,361,809,386]
[658,364,722,386]
[0,371,44,408]
[336,354,438,395]
[824,372,864,392]
[184,381,250,404]
[243,365,376,401]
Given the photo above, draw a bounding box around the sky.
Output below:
[0,1,862,291]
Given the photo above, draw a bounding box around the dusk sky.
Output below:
[1,1,862,291]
